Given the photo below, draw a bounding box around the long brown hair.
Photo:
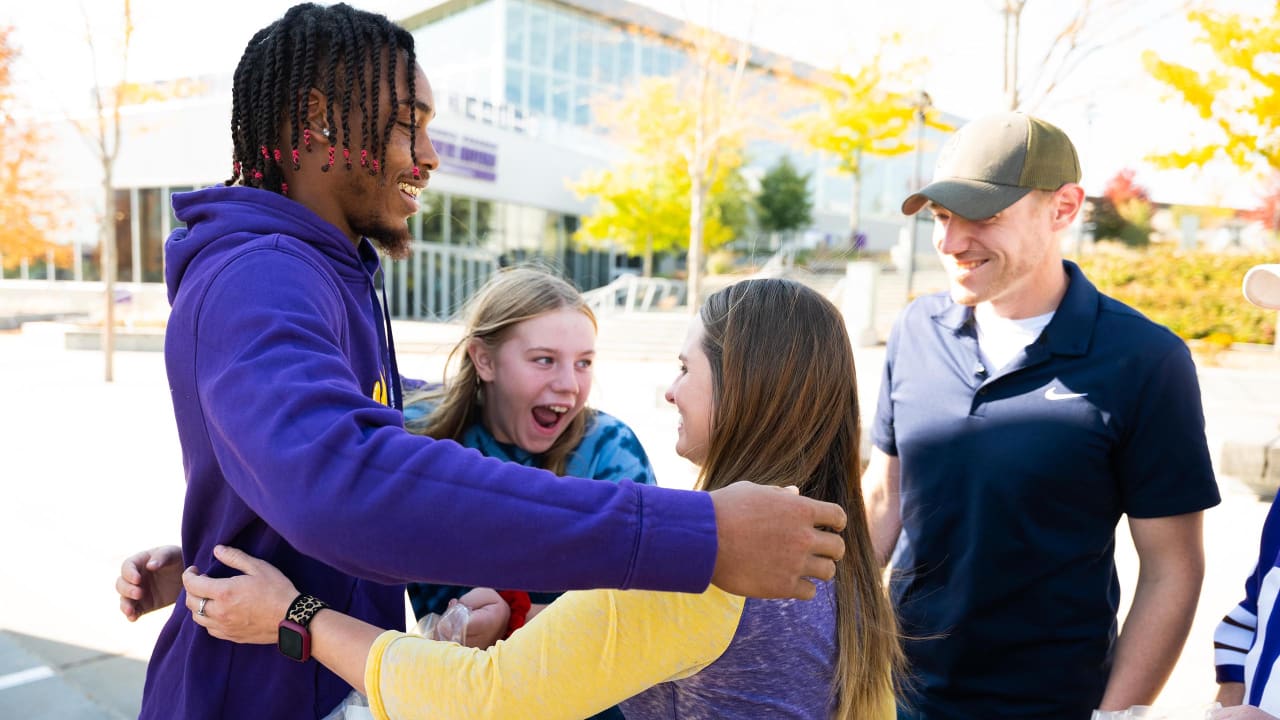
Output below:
[408,266,597,475]
[696,278,903,719]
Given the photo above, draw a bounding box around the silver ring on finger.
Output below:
[197,597,209,617]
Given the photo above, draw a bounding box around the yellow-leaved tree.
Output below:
[574,20,784,308]
[1143,6,1280,178]
[791,36,949,242]
[573,76,746,280]
[575,151,690,280]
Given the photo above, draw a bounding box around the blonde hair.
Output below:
[696,278,904,719]
[408,266,597,475]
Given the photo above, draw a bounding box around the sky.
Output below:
[1,0,1272,208]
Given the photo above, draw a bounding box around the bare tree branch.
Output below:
[1011,0,1192,113]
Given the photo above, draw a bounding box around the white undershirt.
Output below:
[973,303,1055,372]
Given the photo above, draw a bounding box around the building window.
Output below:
[641,43,658,76]
[551,77,570,121]
[597,34,616,84]
[112,189,132,283]
[528,7,549,69]
[574,24,593,81]
[618,36,634,83]
[138,188,165,283]
[450,196,474,245]
[574,82,592,126]
[505,66,524,106]
[551,15,572,74]
[528,71,548,115]
[474,200,493,246]
[505,0,525,63]
[420,192,444,245]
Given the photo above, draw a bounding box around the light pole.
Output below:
[1000,0,1027,110]
[905,89,932,301]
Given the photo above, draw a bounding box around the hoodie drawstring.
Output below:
[376,269,403,411]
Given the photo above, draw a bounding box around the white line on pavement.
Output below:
[0,665,55,691]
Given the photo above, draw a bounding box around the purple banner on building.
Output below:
[433,129,497,182]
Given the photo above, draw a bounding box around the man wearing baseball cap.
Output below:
[1211,266,1280,719]
[864,112,1220,718]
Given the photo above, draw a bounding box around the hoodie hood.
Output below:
[165,185,368,304]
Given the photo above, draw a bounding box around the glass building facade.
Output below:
[13,0,943,318]
[56,185,615,321]
[413,0,691,132]
[385,191,614,320]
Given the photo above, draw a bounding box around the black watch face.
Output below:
[278,625,305,660]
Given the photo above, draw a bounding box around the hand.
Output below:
[1214,707,1279,719]
[1217,683,1246,707]
[456,587,510,649]
[117,545,184,622]
[181,545,300,645]
[708,482,847,599]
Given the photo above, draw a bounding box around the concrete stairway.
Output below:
[595,310,692,362]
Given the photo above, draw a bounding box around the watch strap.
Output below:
[284,594,328,627]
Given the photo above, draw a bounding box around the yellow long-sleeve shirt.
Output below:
[366,585,744,719]
[365,582,894,719]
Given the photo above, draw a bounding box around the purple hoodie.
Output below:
[141,186,716,719]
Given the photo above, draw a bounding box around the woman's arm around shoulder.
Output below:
[368,584,746,720]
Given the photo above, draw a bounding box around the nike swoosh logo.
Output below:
[1045,387,1087,401]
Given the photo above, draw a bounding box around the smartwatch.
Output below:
[277,594,328,662]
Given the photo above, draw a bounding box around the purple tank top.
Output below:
[619,579,838,719]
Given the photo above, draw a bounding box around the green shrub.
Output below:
[1076,244,1276,345]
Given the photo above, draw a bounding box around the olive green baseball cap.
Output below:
[902,112,1081,220]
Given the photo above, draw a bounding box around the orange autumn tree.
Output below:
[1090,168,1154,246]
[0,25,68,272]
[1245,175,1280,236]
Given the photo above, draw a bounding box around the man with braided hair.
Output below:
[140,4,849,718]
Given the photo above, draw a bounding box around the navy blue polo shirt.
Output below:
[873,261,1219,719]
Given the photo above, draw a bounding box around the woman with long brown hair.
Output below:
[181,277,903,719]
[674,277,904,719]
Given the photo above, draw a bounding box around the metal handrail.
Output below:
[752,240,802,278]
[582,273,687,314]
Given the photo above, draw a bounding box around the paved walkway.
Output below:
[2,320,1278,716]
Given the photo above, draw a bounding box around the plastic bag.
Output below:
[1090,703,1221,720]
[321,690,373,720]
[318,605,471,720]
[411,600,471,644]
